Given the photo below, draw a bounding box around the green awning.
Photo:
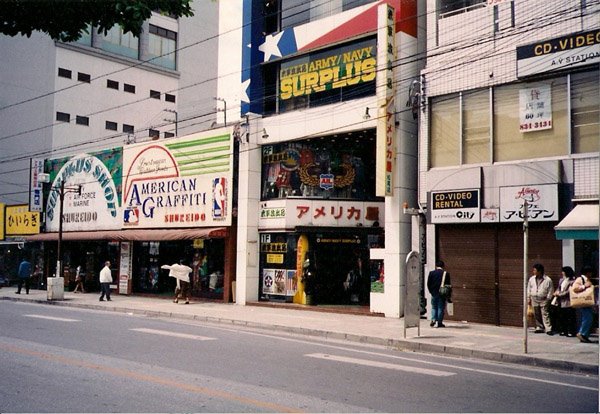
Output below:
[554,204,598,240]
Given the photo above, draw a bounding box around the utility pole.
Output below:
[56,181,82,279]
[523,200,529,354]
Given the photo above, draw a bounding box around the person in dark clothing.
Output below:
[16,259,32,294]
[427,260,451,328]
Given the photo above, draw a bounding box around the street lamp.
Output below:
[55,181,82,279]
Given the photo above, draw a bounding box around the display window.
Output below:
[132,239,225,299]
[261,133,379,201]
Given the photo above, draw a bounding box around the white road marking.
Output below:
[23,314,80,322]
[306,353,456,377]
[130,328,216,341]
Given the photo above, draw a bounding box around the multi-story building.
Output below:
[217,0,425,317]
[0,2,221,292]
[420,0,599,325]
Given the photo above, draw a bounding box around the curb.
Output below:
[3,296,597,375]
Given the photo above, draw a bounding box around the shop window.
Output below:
[148,24,177,70]
[102,24,139,59]
[493,78,568,162]
[462,89,490,164]
[58,68,72,79]
[261,133,379,201]
[124,83,136,94]
[105,120,118,131]
[571,69,599,154]
[430,94,460,167]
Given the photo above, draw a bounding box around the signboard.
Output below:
[258,199,384,229]
[517,29,600,77]
[481,208,500,223]
[122,128,234,228]
[118,241,132,295]
[45,149,122,232]
[404,251,421,337]
[431,189,480,224]
[376,4,396,197]
[0,203,4,240]
[5,204,40,235]
[519,84,552,132]
[29,158,44,212]
[500,184,558,222]
[279,37,376,100]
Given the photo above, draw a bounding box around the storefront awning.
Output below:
[25,227,228,242]
[554,204,598,240]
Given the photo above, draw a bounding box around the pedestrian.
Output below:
[73,265,85,293]
[573,266,595,343]
[553,266,577,337]
[527,263,554,335]
[98,261,112,302]
[427,260,450,328]
[161,260,193,304]
[16,258,32,294]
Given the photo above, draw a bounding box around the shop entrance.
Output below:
[308,234,371,306]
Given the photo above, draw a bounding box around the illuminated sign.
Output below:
[279,38,376,100]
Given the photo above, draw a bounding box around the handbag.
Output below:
[439,271,452,300]
[570,277,595,308]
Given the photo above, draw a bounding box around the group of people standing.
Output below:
[528,263,596,343]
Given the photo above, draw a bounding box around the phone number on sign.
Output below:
[520,120,552,131]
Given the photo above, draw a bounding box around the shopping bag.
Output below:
[570,285,595,308]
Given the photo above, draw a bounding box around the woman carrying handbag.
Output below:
[572,266,595,343]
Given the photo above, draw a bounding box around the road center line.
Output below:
[0,341,302,413]
[305,353,455,377]
[130,328,216,341]
[23,314,80,322]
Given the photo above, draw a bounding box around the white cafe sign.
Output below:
[500,184,558,222]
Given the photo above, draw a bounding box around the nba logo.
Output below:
[212,177,227,220]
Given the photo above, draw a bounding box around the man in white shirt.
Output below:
[99,261,112,302]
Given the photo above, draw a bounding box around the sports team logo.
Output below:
[212,177,227,220]
[123,207,139,225]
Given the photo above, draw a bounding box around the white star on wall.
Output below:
[240,78,251,103]
[258,32,284,62]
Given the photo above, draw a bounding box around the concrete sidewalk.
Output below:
[1,288,598,375]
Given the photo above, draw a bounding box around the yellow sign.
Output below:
[0,203,4,240]
[266,254,284,264]
[193,239,205,249]
[5,204,40,235]
[280,40,376,100]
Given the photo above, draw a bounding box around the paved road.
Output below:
[0,301,598,413]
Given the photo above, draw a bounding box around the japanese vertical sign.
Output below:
[29,158,44,212]
[519,84,552,132]
[376,3,396,196]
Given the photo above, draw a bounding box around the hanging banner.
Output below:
[122,127,234,228]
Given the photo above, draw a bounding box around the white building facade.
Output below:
[420,0,599,325]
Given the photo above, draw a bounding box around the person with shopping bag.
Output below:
[571,266,595,343]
